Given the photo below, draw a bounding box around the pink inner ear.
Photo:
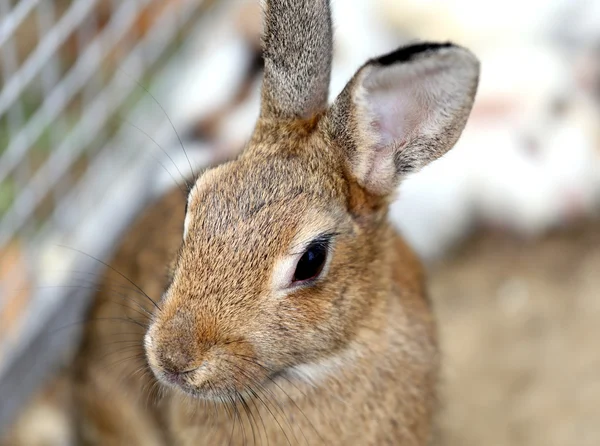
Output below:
[347,46,479,192]
[369,88,421,148]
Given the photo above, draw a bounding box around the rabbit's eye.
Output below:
[292,239,328,283]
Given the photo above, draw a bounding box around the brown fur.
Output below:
[73,1,479,444]
[261,0,332,119]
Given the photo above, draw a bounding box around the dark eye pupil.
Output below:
[293,242,327,283]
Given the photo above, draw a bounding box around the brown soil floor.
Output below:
[434,220,600,446]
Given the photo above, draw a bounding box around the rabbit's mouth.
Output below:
[155,353,278,401]
[145,329,277,400]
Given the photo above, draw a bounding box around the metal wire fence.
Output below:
[0,0,220,431]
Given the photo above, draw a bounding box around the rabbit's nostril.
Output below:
[164,370,185,385]
[162,366,198,386]
[156,347,195,374]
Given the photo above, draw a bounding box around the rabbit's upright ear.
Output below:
[260,0,332,120]
[325,43,480,195]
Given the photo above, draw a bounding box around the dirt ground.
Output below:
[433,220,600,446]
[3,219,600,445]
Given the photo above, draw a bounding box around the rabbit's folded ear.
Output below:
[260,0,332,120]
[325,43,480,195]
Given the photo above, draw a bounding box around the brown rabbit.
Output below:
[73,0,479,444]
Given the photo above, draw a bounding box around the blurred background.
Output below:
[1,0,600,445]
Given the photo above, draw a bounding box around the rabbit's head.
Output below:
[145,0,479,399]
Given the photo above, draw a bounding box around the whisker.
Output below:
[222,358,294,446]
[250,379,295,446]
[227,392,237,446]
[50,316,146,336]
[238,356,319,445]
[140,368,163,412]
[245,386,270,446]
[101,339,143,348]
[97,345,144,362]
[206,381,219,428]
[118,68,197,183]
[56,245,162,311]
[238,389,260,446]
[17,282,143,301]
[96,351,147,374]
[232,390,250,446]
[100,332,146,339]
[122,118,190,195]
[90,309,148,329]
[27,281,153,328]
[71,272,157,301]
[39,270,157,312]
[74,282,155,320]
[148,379,166,411]
[231,392,248,446]
[241,357,323,443]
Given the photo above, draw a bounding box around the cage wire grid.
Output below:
[0,0,219,431]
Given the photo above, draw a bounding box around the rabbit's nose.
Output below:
[145,319,205,378]
[159,348,195,375]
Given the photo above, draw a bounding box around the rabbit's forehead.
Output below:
[183,156,344,247]
[169,159,348,301]
[189,156,340,214]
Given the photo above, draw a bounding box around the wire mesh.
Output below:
[0,0,219,431]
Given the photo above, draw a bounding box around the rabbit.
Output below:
[390,43,600,262]
[73,0,480,444]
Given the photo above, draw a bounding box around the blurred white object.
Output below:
[377,0,568,52]
[214,75,262,153]
[389,150,474,261]
[390,44,600,262]
[167,2,260,133]
[329,0,402,99]
[550,0,600,47]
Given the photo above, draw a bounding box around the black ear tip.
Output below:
[374,42,456,66]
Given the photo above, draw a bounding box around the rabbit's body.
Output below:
[74,0,479,444]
